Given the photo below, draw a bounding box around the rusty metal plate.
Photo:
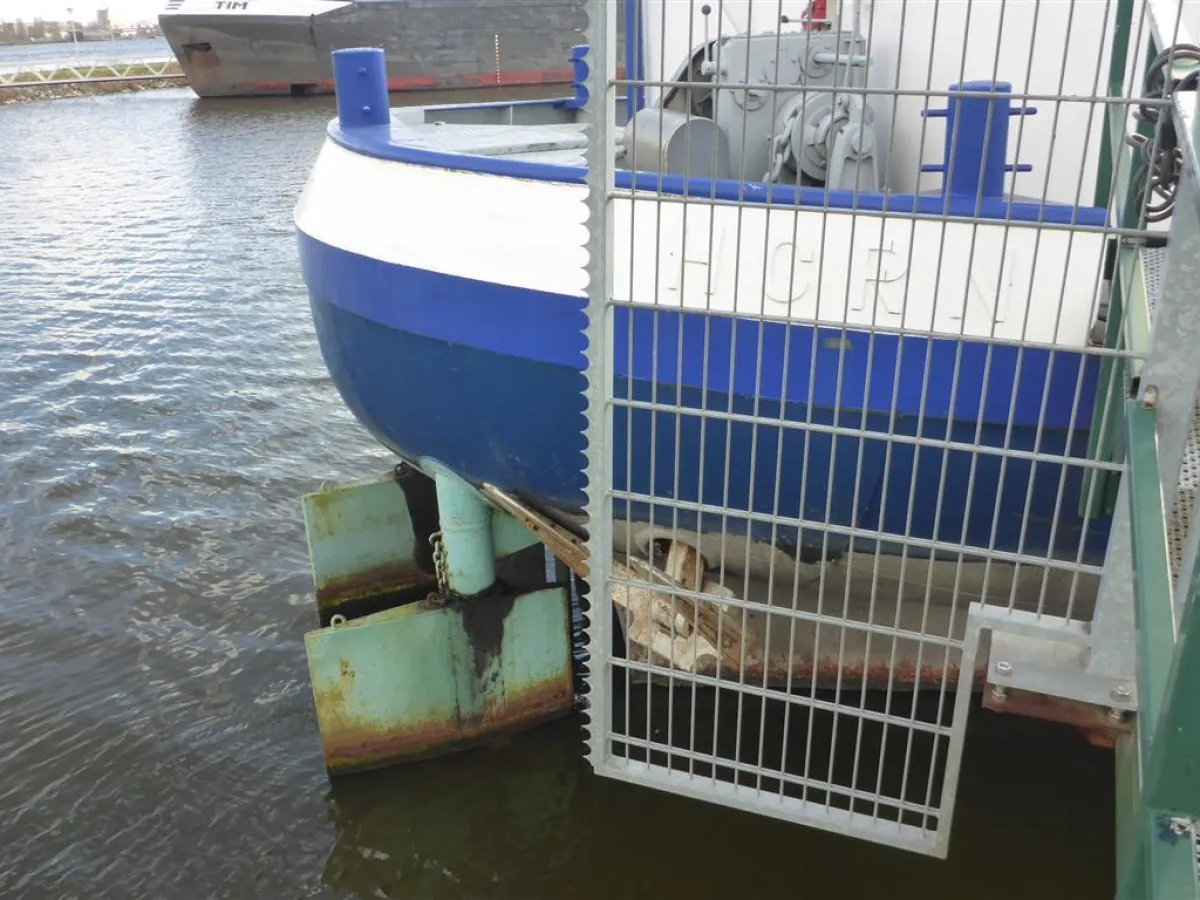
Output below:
[305,586,575,774]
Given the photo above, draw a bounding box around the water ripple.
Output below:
[0,84,1118,900]
[0,87,390,899]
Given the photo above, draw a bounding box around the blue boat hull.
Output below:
[302,233,1113,567]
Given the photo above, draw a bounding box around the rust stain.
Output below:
[181,43,221,70]
[478,484,589,579]
[314,587,573,775]
[982,685,1133,743]
[456,593,517,685]
[316,563,436,615]
[320,673,574,775]
[1080,729,1118,750]
[308,488,338,528]
[653,651,985,691]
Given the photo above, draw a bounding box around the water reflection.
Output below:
[0,84,1115,900]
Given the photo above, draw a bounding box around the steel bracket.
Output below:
[972,606,1139,719]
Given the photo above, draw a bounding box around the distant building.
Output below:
[96,9,110,30]
[0,20,26,43]
[0,18,67,45]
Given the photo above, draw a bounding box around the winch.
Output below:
[622,2,883,191]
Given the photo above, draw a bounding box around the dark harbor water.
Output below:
[0,85,1116,899]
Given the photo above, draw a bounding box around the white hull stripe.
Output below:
[294,140,1105,348]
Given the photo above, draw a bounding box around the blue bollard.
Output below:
[922,81,1036,201]
[332,47,390,130]
[565,43,589,110]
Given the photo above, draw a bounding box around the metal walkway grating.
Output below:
[1142,244,1200,586]
[1175,406,1200,586]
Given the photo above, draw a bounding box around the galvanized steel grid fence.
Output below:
[581,0,1200,870]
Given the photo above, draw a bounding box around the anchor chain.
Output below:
[764,103,801,184]
[428,529,450,605]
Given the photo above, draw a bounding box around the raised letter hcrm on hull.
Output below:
[616,201,1103,346]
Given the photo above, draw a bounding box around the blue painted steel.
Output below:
[303,242,1113,565]
[565,44,589,109]
[299,233,1094,431]
[332,47,391,130]
[303,46,1114,568]
[431,466,496,596]
[326,116,1108,226]
[323,26,1105,226]
[921,81,1037,202]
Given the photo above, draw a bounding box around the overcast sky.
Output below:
[0,1,164,25]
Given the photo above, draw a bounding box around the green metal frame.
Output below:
[1083,1,1152,521]
[1118,400,1199,900]
[1086,11,1200,525]
[1089,8,1200,897]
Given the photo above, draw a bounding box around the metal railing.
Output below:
[578,0,1200,890]
[0,57,183,89]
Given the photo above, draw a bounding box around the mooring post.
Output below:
[331,46,390,130]
[432,469,496,596]
[921,80,1036,202]
[565,44,589,109]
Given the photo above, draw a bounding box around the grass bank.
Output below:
[0,62,185,105]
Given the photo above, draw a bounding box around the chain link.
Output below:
[429,530,449,603]
[764,103,801,183]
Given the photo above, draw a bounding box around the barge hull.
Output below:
[159,0,591,99]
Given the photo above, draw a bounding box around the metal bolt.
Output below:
[990,661,1012,701]
[1108,707,1125,724]
[1111,684,1132,702]
[358,66,367,76]
[1142,385,1159,409]
[362,105,372,115]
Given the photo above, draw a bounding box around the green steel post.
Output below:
[1124,401,1174,783]
[1144,549,1200,817]
[1081,270,1127,521]
[1114,734,1142,897]
[1140,85,1200,817]
[1094,0,1134,210]
[1082,0,1134,519]
[433,469,496,596]
[1117,399,1200,900]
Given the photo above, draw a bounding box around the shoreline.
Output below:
[0,77,185,106]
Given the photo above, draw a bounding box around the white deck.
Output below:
[384,121,588,166]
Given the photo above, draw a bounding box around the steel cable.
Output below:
[1126,43,1200,222]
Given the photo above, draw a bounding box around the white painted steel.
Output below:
[296,142,1104,347]
[631,0,1182,204]
[159,0,353,18]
